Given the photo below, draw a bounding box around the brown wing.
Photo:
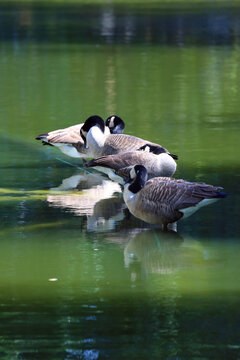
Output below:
[44,124,84,144]
[86,151,152,170]
[102,134,168,155]
[143,177,225,210]
[133,181,182,225]
[36,124,84,145]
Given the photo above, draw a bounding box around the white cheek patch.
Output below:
[81,130,87,138]
[109,116,115,127]
[130,167,136,179]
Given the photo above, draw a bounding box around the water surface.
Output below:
[0,2,240,359]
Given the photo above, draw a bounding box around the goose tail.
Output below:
[35,133,49,140]
[216,191,228,198]
[169,153,178,160]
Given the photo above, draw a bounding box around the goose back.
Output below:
[36,124,84,145]
[124,173,227,227]
[86,150,177,180]
[98,133,167,157]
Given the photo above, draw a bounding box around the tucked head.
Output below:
[125,165,146,186]
[130,164,147,179]
[138,144,167,155]
[80,115,105,145]
[138,144,178,160]
[125,165,148,193]
[105,115,125,134]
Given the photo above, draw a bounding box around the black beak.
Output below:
[125,176,131,185]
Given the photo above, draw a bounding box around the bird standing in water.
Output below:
[123,165,228,230]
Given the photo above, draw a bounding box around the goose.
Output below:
[85,144,177,184]
[35,115,125,158]
[123,165,228,230]
[80,115,177,158]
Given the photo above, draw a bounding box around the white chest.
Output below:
[123,186,137,209]
[86,127,106,156]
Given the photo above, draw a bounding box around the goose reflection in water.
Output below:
[47,172,126,231]
[124,228,212,276]
[49,171,108,191]
[86,194,126,232]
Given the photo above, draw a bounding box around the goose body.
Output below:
[123,165,227,230]
[80,116,177,158]
[35,115,125,158]
[85,144,177,184]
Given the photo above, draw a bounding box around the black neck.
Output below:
[82,115,105,133]
[128,167,148,194]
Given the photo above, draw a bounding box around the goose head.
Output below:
[138,143,178,160]
[125,165,148,194]
[105,115,125,134]
[80,115,105,148]
[138,144,167,155]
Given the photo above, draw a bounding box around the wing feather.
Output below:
[43,124,84,144]
[87,151,154,170]
[102,134,167,155]
[141,177,225,210]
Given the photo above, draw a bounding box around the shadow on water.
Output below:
[0,2,240,46]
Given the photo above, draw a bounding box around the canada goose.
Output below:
[80,115,178,158]
[85,144,177,184]
[123,165,228,230]
[35,115,125,158]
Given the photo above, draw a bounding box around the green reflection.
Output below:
[0,227,240,359]
[0,227,240,300]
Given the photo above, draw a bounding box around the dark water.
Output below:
[0,2,240,359]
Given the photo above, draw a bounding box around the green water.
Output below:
[0,2,240,359]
